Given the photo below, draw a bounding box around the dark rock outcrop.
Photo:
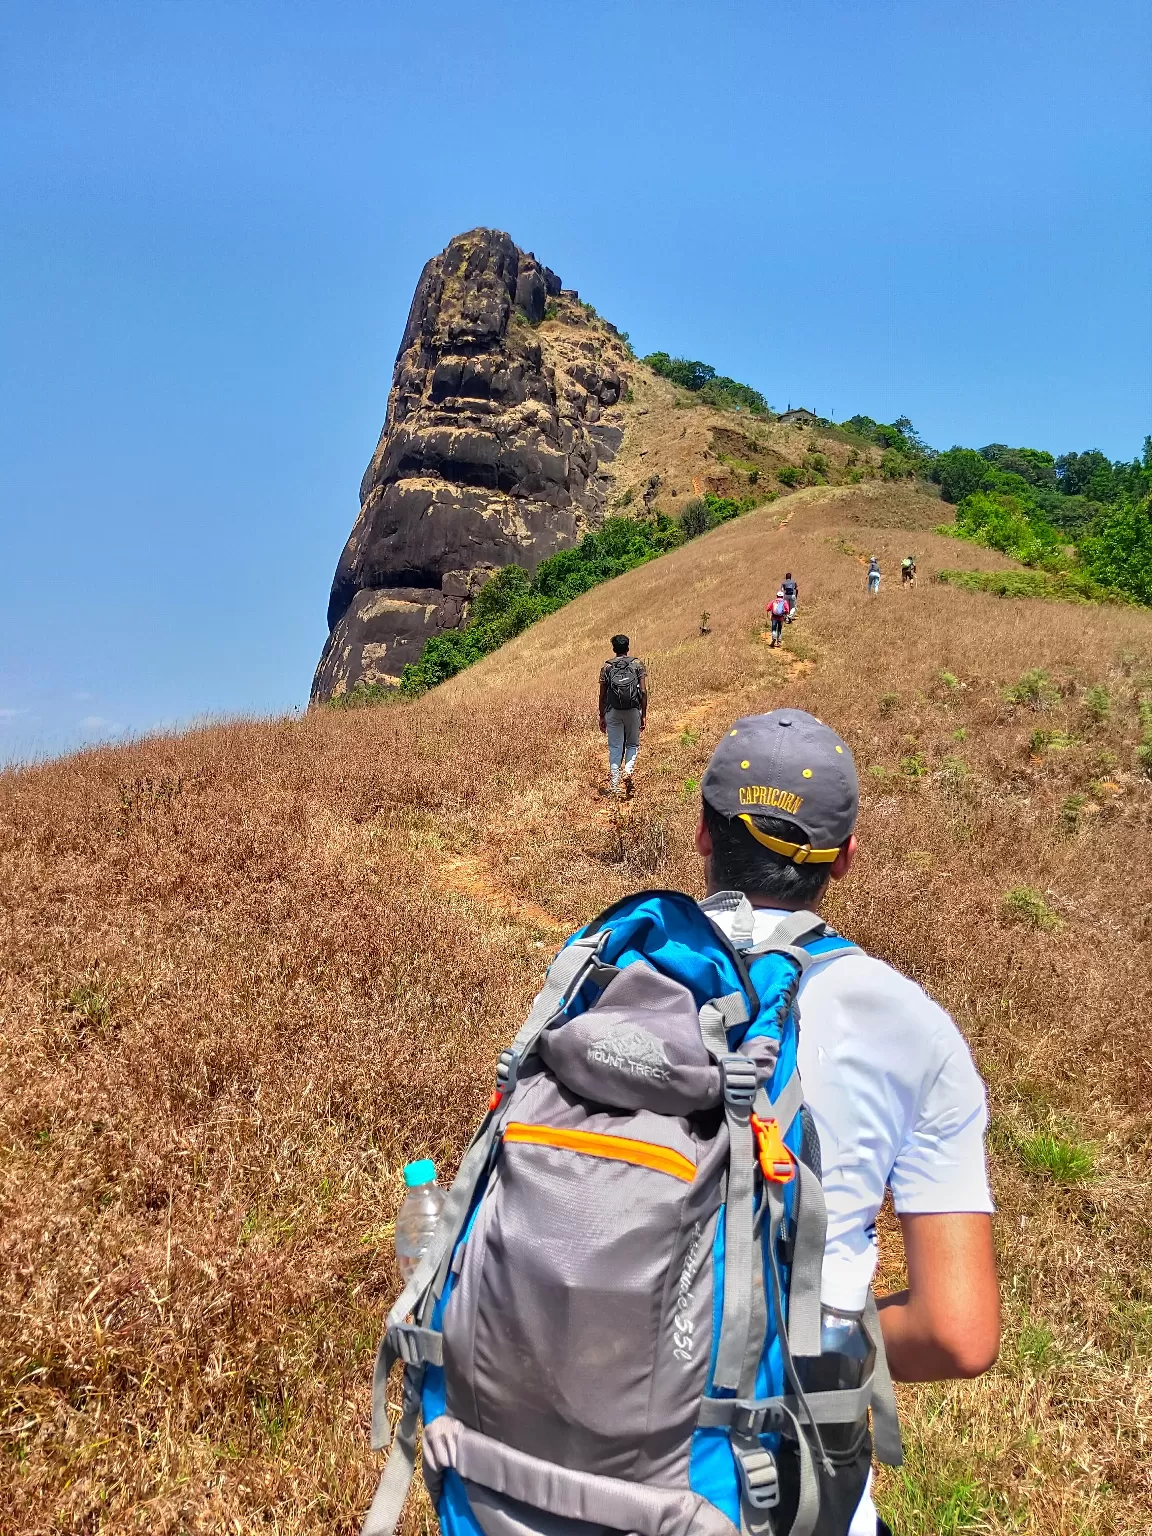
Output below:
[312,229,630,699]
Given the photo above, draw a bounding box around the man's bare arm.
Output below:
[876,1212,999,1381]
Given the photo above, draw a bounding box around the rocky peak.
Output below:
[312,228,631,700]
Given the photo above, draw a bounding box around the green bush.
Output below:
[680,493,756,540]
[680,499,711,539]
[936,568,1127,604]
[1137,693,1152,777]
[880,448,915,480]
[642,352,771,416]
[1005,668,1057,709]
[777,464,802,488]
[1079,496,1152,605]
[1060,793,1087,832]
[328,682,398,710]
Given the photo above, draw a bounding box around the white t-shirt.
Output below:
[709,904,994,1536]
[711,904,993,1306]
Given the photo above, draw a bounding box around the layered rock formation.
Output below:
[312,229,631,698]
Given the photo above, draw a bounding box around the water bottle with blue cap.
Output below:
[394,1159,446,1282]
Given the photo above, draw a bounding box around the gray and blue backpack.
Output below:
[362,890,902,1536]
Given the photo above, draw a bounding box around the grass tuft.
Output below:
[1018,1132,1095,1183]
[1005,668,1057,709]
[1017,1320,1057,1371]
[1002,885,1062,930]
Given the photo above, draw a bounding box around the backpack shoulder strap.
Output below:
[745,909,865,968]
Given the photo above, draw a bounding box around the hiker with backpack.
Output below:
[360,709,999,1536]
[901,556,916,588]
[781,572,799,620]
[769,589,790,647]
[867,557,881,596]
[598,632,647,797]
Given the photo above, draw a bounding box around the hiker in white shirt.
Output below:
[695,709,999,1536]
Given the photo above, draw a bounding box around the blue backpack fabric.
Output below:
[360,890,902,1536]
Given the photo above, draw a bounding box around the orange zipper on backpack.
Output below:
[503,1122,696,1183]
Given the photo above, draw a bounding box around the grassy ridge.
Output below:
[397,515,684,695]
[396,499,757,697]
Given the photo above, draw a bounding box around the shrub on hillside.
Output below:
[680,499,711,539]
[880,448,915,481]
[843,415,934,468]
[1002,885,1063,931]
[642,351,771,416]
[679,493,757,540]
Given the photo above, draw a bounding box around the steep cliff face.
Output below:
[312,229,631,699]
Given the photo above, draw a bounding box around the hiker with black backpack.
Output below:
[359,709,999,1536]
[598,632,647,798]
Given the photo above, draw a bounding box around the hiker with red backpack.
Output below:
[598,632,647,797]
[769,589,791,647]
[360,709,1000,1536]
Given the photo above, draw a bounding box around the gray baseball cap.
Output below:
[701,709,859,864]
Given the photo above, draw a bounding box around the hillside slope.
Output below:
[3,483,1151,1535]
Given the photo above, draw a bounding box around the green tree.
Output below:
[932,447,991,504]
[978,444,1057,488]
[1080,497,1152,605]
[642,353,717,391]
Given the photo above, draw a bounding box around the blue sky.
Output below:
[2,0,1150,763]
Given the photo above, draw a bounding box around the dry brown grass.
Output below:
[604,354,883,512]
[3,482,1151,1534]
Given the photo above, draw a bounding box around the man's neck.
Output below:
[704,883,824,914]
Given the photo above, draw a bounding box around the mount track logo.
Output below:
[586,1023,672,1082]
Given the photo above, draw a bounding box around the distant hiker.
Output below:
[358,707,1000,1536]
[598,633,647,797]
[768,589,790,647]
[901,555,916,587]
[781,570,799,620]
[867,556,881,595]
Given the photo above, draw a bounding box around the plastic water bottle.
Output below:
[797,1306,875,1454]
[395,1159,446,1283]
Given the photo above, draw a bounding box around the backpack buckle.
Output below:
[733,1443,780,1510]
[495,1048,517,1091]
[750,1113,796,1183]
[721,1054,757,1108]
